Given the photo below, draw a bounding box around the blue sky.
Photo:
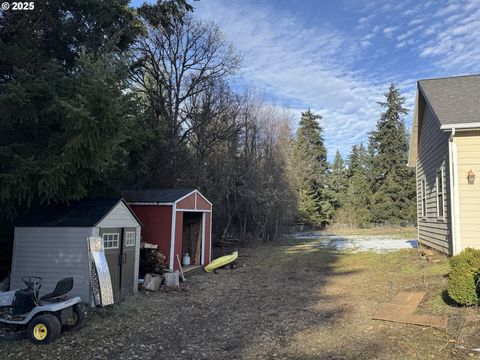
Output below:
[132,0,480,160]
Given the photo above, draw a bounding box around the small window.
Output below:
[103,233,119,249]
[125,231,136,247]
[436,169,445,218]
[421,178,427,218]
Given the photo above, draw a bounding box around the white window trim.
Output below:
[125,231,136,247]
[103,233,120,249]
[436,168,445,220]
[420,177,427,219]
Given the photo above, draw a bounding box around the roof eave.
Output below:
[127,201,175,206]
[407,91,420,168]
[440,122,480,131]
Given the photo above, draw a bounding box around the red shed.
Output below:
[124,189,212,271]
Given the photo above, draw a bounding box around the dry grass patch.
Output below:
[0,236,476,360]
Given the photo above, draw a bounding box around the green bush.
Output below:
[447,248,480,306]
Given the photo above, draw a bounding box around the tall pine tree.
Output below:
[0,0,144,221]
[368,84,416,224]
[327,149,347,211]
[336,144,372,225]
[291,109,331,226]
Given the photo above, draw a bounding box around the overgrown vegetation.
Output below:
[447,248,480,306]
[0,1,417,277]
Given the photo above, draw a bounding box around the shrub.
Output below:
[447,248,480,306]
[450,248,480,269]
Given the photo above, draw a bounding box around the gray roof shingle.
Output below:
[419,74,480,126]
[123,189,195,203]
[17,198,123,227]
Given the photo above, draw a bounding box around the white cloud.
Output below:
[358,16,369,24]
[409,18,423,26]
[361,40,372,48]
[383,26,398,37]
[363,33,375,41]
[195,0,386,159]
[418,1,480,71]
[434,2,460,17]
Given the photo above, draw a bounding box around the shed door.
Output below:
[120,228,136,298]
[100,228,122,302]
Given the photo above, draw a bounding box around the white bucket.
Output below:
[164,271,180,287]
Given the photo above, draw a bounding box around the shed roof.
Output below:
[123,188,196,203]
[17,198,128,227]
[419,74,480,128]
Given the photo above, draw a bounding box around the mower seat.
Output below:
[39,277,74,302]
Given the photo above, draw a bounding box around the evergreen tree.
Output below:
[0,1,143,221]
[346,145,360,178]
[368,84,416,224]
[327,149,347,210]
[291,109,330,226]
[336,144,372,225]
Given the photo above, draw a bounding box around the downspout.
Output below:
[448,128,461,255]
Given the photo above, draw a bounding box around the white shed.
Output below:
[11,198,141,304]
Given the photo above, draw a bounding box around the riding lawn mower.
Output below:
[0,276,84,344]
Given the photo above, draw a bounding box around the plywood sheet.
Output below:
[373,291,447,329]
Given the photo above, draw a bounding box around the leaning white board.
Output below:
[88,237,114,306]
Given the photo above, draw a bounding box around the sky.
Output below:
[132,0,480,160]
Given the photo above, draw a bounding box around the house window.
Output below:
[103,233,119,249]
[125,231,136,247]
[421,178,427,218]
[436,169,445,218]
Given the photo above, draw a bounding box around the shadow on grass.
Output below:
[441,289,463,307]
[221,238,385,359]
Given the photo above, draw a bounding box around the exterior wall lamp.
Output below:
[467,169,475,185]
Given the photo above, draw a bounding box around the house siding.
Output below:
[416,102,452,254]
[11,227,92,302]
[453,130,480,250]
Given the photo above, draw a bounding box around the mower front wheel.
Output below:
[28,314,61,345]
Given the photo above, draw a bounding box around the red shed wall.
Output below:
[130,205,172,261]
[196,194,211,210]
[177,193,195,209]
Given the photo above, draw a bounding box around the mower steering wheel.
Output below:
[21,276,42,288]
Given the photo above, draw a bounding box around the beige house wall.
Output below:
[454,130,480,250]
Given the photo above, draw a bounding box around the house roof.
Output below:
[123,188,196,204]
[17,198,128,227]
[408,74,480,167]
[419,74,480,129]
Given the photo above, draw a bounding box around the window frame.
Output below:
[420,177,427,219]
[436,168,445,220]
[125,231,136,247]
[102,233,120,249]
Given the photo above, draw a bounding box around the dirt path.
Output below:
[0,238,476,359]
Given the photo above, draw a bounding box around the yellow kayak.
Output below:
[204,251,238,273]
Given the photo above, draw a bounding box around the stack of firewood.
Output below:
[139,248,167,277]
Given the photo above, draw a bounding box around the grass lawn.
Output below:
[0,234,477,359]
